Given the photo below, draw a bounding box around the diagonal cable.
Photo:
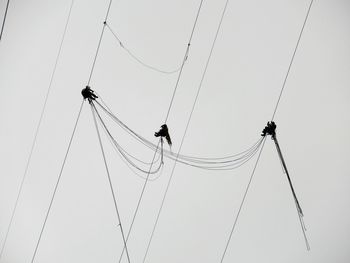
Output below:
[30,100,84,263]
[143,0,230,261]
[220,1,314,261]
[271,0,314,121]
[220,138,266,262]
[0,0,75,260]
[91,103,131,263]
[117,1,204,262]
[0,0,10,41]
[105,22,182,74]
[87,0,114,85]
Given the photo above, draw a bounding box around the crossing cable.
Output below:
[143,0,231,261]
[90,104,131,263]
[87,0,113,85]
[220,1,314,261]
[118,1,204,262]
[105,22,182,74]
[0,1,75,260]
[30,100,84,263]
[0,0,10,41]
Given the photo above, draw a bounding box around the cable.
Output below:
[105,22,182,74]
[271,0,314,121]
[0,0,10,41]
[117,1,205,261]
[164,0,204,123]
[117,141,161,263]
[0,1,75,260]
[87,0,114,85]
[94,99,263,170]
[90,104,131,263]
[92,102,164,175]
[30,100,84,263]
[220,138,266,263]
[143,0,230,261]
[220,1,314,260]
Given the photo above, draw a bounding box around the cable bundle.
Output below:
[92,99,263,173]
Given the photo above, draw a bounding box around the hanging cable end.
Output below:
[82,86,98,104]
[261,121,277,138]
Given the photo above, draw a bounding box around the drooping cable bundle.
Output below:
[91,98,263,174]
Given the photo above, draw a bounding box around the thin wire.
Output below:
[221,1,315,260]
[220,138,266,263]
[118,1,205,261]
[164,0,204,123]
[143,0,230,261]
[271,0,314,121]
[0,1,75,259]
[105,22,182,74]
[87,0,114,85]
[0,0,10,41]
[30,100,84,263]
[118,140,161,263]
[91,104,131,263]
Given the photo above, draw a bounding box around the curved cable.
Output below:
[105,22,183,74]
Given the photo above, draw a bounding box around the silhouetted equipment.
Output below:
[261,121,277,138]
[81,86,98,103]
[155,124,172,147]
[262,121,304,218]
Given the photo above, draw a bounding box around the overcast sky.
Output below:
[0,0,350,262]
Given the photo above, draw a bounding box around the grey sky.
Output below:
[0,0,350,262]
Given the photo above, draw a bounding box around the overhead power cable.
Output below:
[30,100,84,263]
[143,0,231,261]
[86,0,114,85]
[0,0,10,41]
[0,0,75,260]
[105,22,183,74]
[90,104,131,263]
[271,0,314,121]
[118,1,205,262]
[220,1,314,261]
